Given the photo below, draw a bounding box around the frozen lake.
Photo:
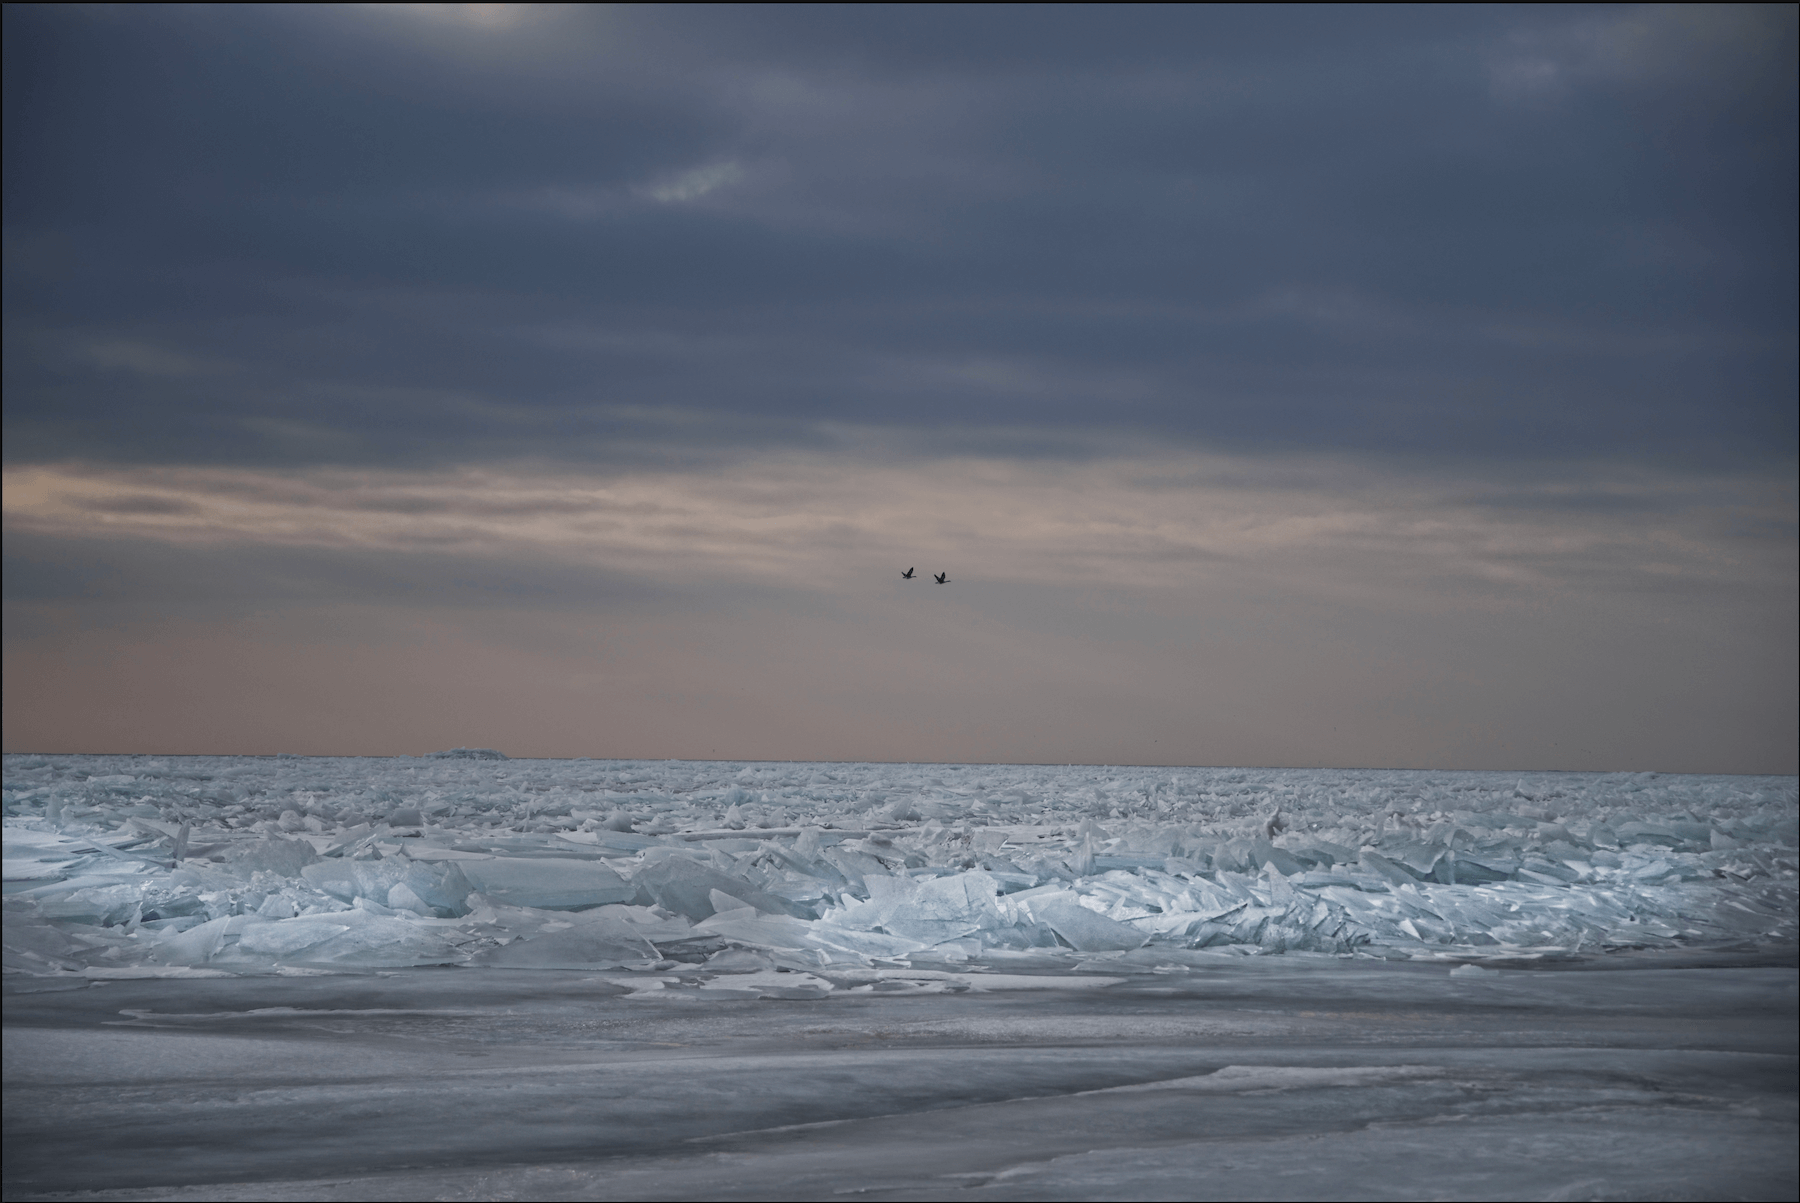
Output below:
[5,755,1796,1199]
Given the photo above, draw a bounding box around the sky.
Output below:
[3,3,1795,773]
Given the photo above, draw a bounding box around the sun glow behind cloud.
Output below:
[361,3,544,33]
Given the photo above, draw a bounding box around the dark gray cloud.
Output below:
[6,4,1794,469]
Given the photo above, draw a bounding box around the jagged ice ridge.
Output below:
[5,756,1794,990]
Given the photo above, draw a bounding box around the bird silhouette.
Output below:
[901,567,915,578]
[934,572,949,584]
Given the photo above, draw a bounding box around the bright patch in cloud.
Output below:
[646,162,745,204]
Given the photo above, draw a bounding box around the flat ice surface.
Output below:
[5,958,1795,1200]
[4,756,1796,1199]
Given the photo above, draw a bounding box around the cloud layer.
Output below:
[3,5,1794,769]
[6,5,1793,467]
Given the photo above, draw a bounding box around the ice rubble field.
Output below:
[5,755,1798,1202]
[4,753,1796,981]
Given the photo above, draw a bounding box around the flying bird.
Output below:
[901,567,915,578]
[934,572,950,584]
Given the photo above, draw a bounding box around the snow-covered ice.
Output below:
[4,755,1795,1199]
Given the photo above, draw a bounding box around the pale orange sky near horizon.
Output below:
[7,451,1793,773]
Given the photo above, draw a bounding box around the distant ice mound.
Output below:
[426,748,508,760]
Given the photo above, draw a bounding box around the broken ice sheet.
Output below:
[468,919,658,970]
[628,969,835,1001]
[454,857,633,911]
[1012,890,1147,952]
[2,755,1793,978]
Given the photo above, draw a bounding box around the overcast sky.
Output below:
[4,4,1795,772]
